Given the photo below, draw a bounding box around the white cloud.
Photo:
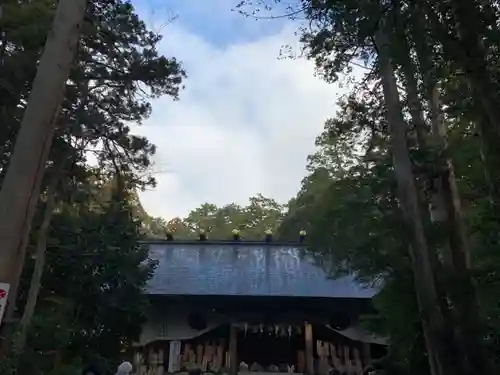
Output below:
[136,23,352,219]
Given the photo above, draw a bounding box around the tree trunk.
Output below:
[476,114,499,206]
[394,33,427,148]
[374,29,454,375]
[0,0,87,326]
[427,84,492,375]
[408,8,493,372]
[396,22,468,375]
[474,111,500,207]
[13,161,63,352]
[450,0,500,210]
[450,0,500,135]
[421,1,500,203]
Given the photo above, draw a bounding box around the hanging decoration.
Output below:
[234,323,304,338]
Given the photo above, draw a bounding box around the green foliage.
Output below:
[1,0,186,187]
[277,91,425,372]
[1,0,185,372]
[143,194,285,240]
[0,344,20,375]
[28,179,154,362]
[267,0,500,372]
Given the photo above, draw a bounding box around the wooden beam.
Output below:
[305,322,314,375]
[228,324,238,375]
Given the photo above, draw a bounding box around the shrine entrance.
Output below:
[237,324,304,372]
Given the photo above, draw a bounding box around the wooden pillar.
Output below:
[304,322,314,375]
[168,340,181,373]
[229,324,238,375]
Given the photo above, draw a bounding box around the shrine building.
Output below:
[132,231,386,375]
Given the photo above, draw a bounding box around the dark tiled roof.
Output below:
[144,240,376,299]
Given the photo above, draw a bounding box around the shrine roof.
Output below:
[143,239,377,299]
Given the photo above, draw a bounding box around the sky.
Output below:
[131,0,350,219]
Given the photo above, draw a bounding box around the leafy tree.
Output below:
[0,0,185,372]
[142,194,286,240]
[277,95,427,374]
[234,1,500,374]
[18,176,155,374]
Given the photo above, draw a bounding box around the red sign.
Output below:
[0,282,11,325]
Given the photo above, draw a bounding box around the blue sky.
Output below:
[146,0,287,46]
[132,0,353,219]
[134,0,288,47]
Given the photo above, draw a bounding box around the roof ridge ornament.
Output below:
[199,229,207,241]
[232,228,241,241]
[165,230,174,241]
[299,230,307,243]
[265,229,273,243]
